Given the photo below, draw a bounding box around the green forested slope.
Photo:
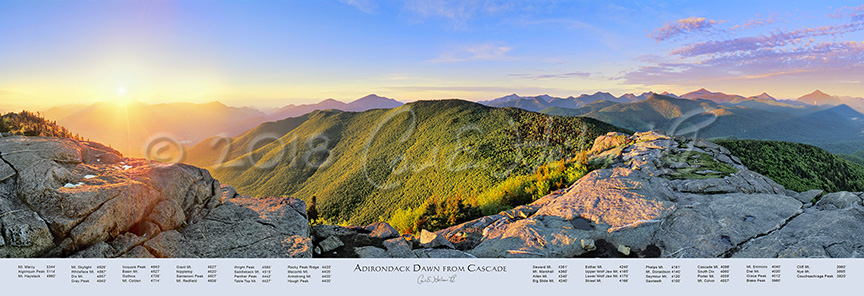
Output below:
[716,139,864,192]
[200,100,630,226]
[184,113,313,167]
[838,151,864,166]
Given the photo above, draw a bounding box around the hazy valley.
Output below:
[39,94,402,158]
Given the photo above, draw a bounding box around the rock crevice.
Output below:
[0,148,20,177]
[720,209,804,258]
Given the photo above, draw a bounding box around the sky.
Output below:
[1,0,863,110]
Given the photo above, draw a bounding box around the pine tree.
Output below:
[307,195,319,222]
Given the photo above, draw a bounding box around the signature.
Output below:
[417,274,457,285]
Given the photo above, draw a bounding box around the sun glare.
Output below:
[115,86,131,106]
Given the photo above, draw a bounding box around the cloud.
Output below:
[670,22,864,58]
[339,0,377,14]
[403,0,516,28]
[516,18,593,30]
[428,43,512,63]
[829,5,864,22]
[730,14,777,31]
[623,41,864,86]
[624,9,864,88]
[649,17,724,42]
[509,72,591,80]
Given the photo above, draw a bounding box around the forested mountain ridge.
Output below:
[191,99,630,226]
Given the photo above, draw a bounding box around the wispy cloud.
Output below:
[730,14,777,31]
[403,0,516,28]
[429,43,512,63]
[509,72,591,80]
[649,17,725,42]
[828,5,864,22]
[671,22,864,58]
[516,18,593,30]
[625,41,864,86]
[339,0,377,14]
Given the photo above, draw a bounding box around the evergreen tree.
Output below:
[307,195,319,222]
[0,111,82,140]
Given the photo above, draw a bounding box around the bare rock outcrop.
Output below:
[0,136,310,258]
[434,131,864,258]
[733,199,864,258]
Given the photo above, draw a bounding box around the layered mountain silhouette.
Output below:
[484,88,864,113]
[726,95,805,112]
[42,94,403,157]
[540,94,864,153]
[795,90,864,112]
[39,89,864,159]
[751,92,776,101]
[42,101,269,157]
[681,88,745,104]
[268,94,402,120]
[482,91,658,111]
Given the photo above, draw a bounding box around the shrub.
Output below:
[476,152,592,216]
[0,111,83,140]
[388,195,481,234]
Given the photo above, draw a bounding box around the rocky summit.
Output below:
[305,131,864,258]
[430,131,864,258]
[3,132,864,258]
[0,136,311,258]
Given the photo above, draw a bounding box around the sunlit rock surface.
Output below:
[0,136,309,258]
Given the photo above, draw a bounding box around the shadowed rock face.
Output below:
[0,136,311,258]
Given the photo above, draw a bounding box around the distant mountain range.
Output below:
[43,101,269,157]
[680,88,745,103]
[481,91,657,111]
[797,90,864,111]
[540,93,864,153]
[41,94,403,157]
[483,89,864,114]
[268,94,402,120]
[34,88,864,157]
